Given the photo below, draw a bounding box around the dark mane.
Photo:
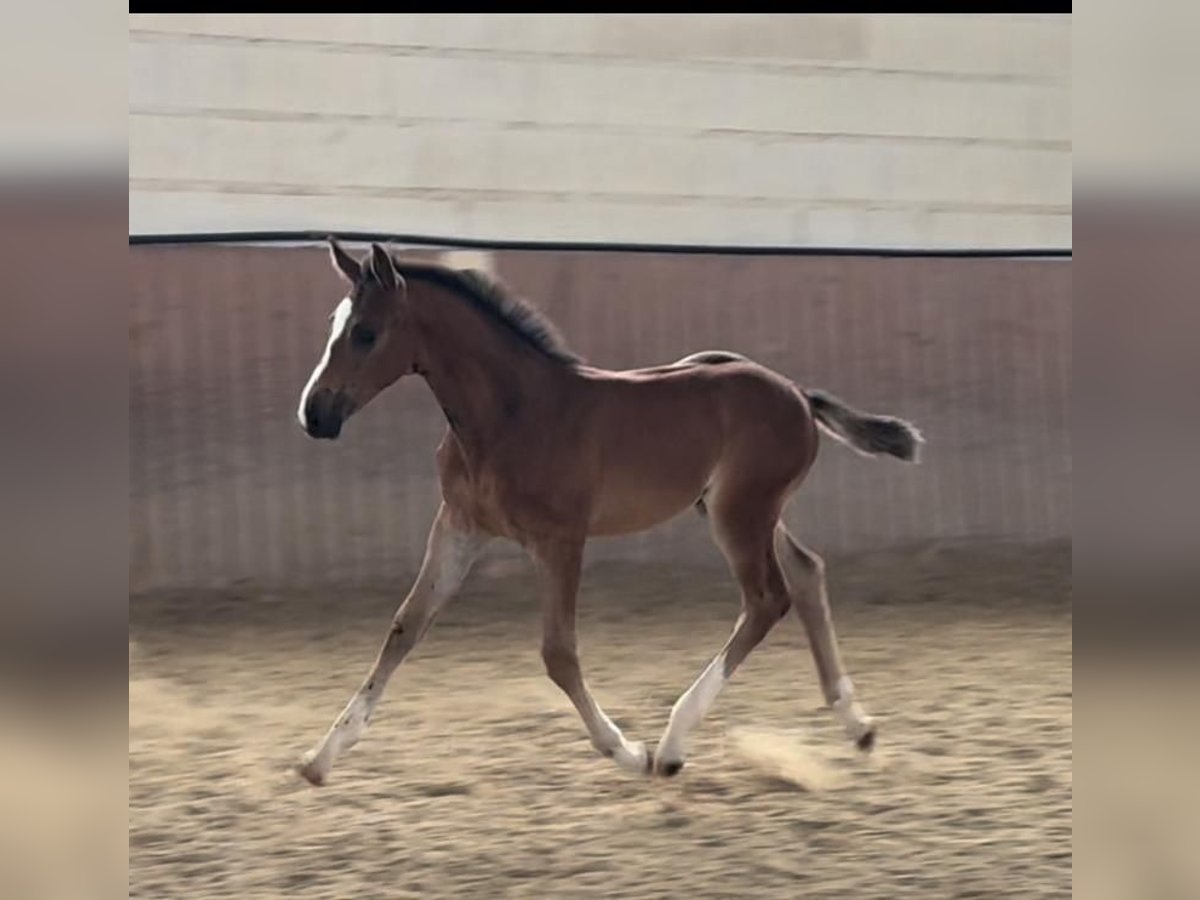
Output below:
[398,263,581,365]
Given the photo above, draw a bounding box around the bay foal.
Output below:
[296,240,922,784]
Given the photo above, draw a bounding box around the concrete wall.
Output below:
[129,245,1071,592]
[129,14,1071,248]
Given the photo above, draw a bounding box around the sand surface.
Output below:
[130,541,1071,898]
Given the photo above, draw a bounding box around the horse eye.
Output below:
[350,323,377,350]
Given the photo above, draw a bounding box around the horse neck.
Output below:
[409,280,571,459]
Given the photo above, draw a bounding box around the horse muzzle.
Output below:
[302,389,352,440]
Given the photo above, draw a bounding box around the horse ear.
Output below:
[368,242,403,292]
[327,237,361,283]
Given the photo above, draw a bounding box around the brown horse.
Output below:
[296,240,922,785]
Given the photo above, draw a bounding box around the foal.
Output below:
[296,240,922,785]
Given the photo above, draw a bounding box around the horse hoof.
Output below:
[657,758,685,778]
[298,766,325,786]
[856,725,877,753]
[297,757,327,786]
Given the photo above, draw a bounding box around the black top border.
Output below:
[129,230,1071,259]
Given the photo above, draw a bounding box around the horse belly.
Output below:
[587,434,715,536]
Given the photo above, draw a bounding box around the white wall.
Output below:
[129,14,1071,248]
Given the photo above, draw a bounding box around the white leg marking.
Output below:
[297,296,352,427]
[300,518,485,784]
[656,652,728,766]
[300,691,373,784]
[832,675,875,743]
[585,701,649,774]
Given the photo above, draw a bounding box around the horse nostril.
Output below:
[305,401,329,437]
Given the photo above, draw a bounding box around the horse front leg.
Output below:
[298,503,487,785]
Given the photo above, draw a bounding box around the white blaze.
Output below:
[297,297,353,427]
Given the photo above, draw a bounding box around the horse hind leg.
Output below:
[774,524,877,751]
[654,491,790,776]
[688,502,878,752]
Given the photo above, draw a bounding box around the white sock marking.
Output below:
[657,652,728,764]
[301,520,487,783]
[596,711,649,774]
[832,675,873,741]
[836,676,855,702]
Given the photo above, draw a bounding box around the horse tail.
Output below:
[804,389,923,463]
